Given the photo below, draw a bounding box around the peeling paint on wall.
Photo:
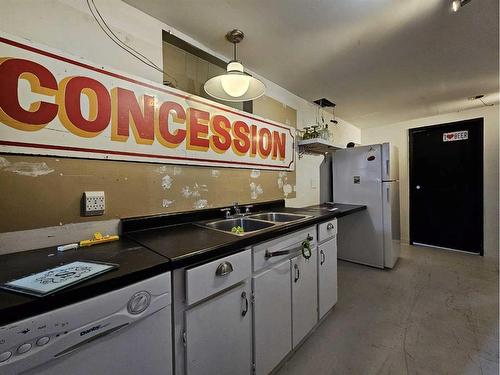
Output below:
[0,157,11,168]
[277,171,287,189]
[173,166,182,176]
[193,199,208,209]
[154,165,168,174]
[161,175,174,190]
[211,169,220,178]
[250,182,264,200]
[181,183,209,208]
[162,199,174,208]
[3,162,54,177]
[283,184,293,197]
[250,169,261,179]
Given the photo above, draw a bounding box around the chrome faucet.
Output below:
[221,202,253,218]
[232,202,241,216]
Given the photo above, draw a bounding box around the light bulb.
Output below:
[220,62,251,98]
[220,74,251,97]
[452,0,461,12]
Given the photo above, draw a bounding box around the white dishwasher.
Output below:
[0,272,172,375]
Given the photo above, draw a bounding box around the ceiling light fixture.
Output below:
[204,29,265,102]
[451,0,472,12]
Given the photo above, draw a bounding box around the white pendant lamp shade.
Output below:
[204,30,266,102]
[204,61,265,102]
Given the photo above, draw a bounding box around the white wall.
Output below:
[362,105,499,259]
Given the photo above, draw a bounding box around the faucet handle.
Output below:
[221,207,231,218]
[244,205,254,214]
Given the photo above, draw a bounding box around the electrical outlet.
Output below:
[82,191,105,216]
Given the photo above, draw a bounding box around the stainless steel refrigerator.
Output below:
[333,143,400,269]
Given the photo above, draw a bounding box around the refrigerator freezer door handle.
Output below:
[386,186,390,202]
[386,159,390,177]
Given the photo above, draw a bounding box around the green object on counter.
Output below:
[231,226,245,234]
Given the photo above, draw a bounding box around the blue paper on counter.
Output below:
[1,261,118,297]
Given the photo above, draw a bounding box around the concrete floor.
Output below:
[277,244,499,375]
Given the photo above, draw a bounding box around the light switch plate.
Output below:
[82,191,105,216]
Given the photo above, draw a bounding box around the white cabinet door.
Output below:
[185,281,252,375]
[291,250,318,348]
[252,260,292,375]
[318,237,338,319]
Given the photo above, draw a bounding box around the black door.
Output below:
[409,118,483,254]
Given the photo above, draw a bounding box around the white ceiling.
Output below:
[123,0,499,128]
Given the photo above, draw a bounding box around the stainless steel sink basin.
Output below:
[199,218,276,235]
[248,212,310,222]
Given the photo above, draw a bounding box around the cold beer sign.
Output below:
[0,34,295,170]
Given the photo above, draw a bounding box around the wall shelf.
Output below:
[297,138,343,159]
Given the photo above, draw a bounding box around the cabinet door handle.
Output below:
[215,261,233,276]
[327,223,334,230]
[241,291,249,317]
[320,250,325,265]
[294,264,300,283]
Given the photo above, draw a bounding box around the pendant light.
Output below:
[204,29,266,102]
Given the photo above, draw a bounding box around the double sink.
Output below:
[198,212,311,236]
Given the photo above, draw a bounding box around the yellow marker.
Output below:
[79,232,119,247]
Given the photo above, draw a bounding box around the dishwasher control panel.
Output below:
[0,272,171,375]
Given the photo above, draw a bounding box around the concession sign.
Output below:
[0,34,295,170]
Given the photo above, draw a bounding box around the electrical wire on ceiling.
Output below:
[86,0,177,87]
[470,94,494,107]
[478,97,494,107]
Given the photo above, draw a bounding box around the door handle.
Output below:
[416,185,421,190]
[294,264,300,283]
[320,250,325,265]
[215,261,233,276]
[241,291,249,317]
[386,159,390,176]
[327,223,334,230]
[386,187,390,202]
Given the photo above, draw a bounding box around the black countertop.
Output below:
[125,202,366,267]
[0,201,365,326]
[0,238,170,326]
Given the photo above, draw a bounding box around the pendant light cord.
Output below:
[86,0,177,87]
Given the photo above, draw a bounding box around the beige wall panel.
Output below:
[0,96,296,233]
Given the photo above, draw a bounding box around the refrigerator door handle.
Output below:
[386,159,390,177]
[386,186,390,202]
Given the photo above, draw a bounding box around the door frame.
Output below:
[408,118,484,255]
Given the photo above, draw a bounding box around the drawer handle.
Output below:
[265,235,314,259]
[265,248,295,258]
[294,264,300,283]
[241,291,249,317]
[320,249,325,265]
[215,261,233,276]
[327,223,334,230]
